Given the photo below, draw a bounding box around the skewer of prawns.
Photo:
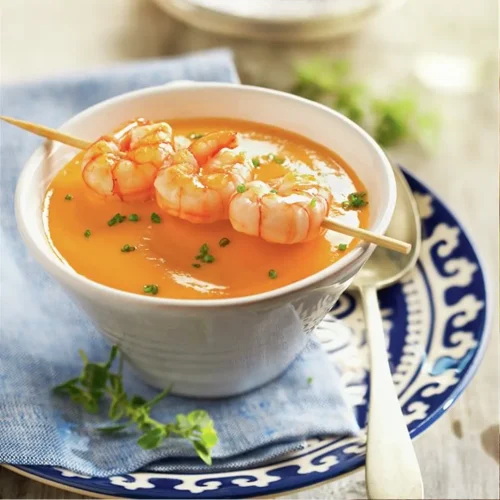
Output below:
[0,115,411,255]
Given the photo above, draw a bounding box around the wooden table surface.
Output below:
[1,0,498,498]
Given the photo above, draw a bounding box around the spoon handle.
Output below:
[361,286,424,500]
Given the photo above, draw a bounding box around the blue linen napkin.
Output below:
[0,49,359,477]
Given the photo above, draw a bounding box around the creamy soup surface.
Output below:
[43,118,369,299]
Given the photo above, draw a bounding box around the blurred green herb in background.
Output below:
[292,58,440,150]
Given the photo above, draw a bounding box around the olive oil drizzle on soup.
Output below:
[43,118,369,299]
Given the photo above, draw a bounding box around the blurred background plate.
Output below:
[152,0,407,41]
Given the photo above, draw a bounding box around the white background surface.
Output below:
[1,0,498,498]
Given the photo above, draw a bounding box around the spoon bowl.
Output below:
[350,165,421,291]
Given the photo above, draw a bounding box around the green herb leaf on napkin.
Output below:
[53,346,218,465]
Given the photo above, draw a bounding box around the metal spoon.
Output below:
[349,165,424,499]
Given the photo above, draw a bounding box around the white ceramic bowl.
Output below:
[15,82,396,397]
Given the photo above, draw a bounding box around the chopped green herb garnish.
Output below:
[265,153,285,164]
[64,194,73,201]
[84,229,91,239]
[188,132,204,140]
[251,157,260,168]
[128,214,140,222]
[307,376,314,384]
[108,213,126,226]
[268,269,278,279]
[151,212,162,224]
[270,189,278,194]
[192,263,201,269]
[194,243,215,265]
[310,197,317,208]
[53,345,218,464]
[143,284,159,295]
[219,237,230,248]
[337,243,348,251]
[236,184,246,194]
[342,192,367,210]
[121,244,136,253]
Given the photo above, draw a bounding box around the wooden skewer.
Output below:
[323,217,411,255]
[2,115,412,255]
[0,115,91,150]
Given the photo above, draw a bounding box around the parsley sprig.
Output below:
[53,346,218,464]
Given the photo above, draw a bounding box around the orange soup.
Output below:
[43,118,369,299]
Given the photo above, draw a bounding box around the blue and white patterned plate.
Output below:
[7,169,491,498]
